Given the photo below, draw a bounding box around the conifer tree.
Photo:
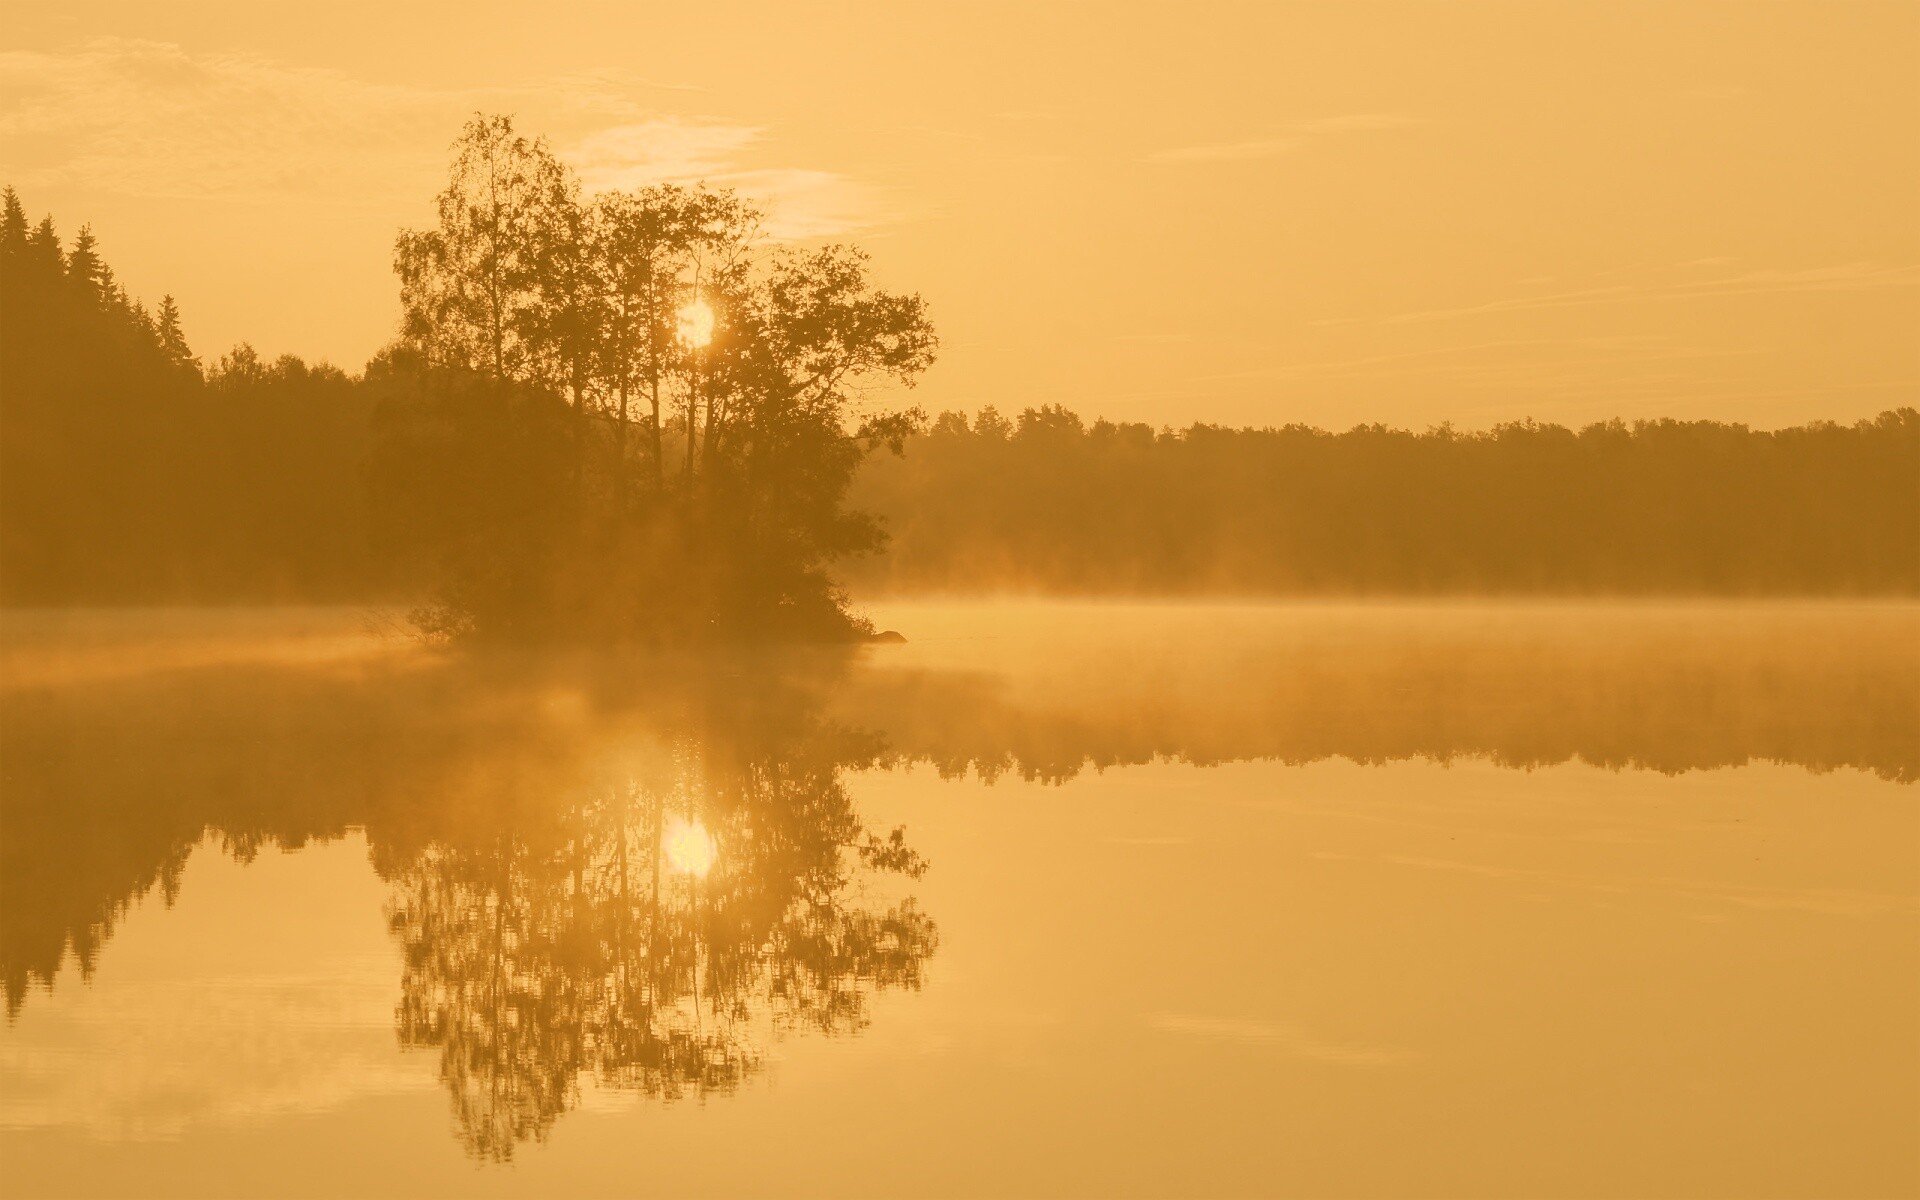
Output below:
[0,188,27,258]
[23,216,62,281]
[154,295,198,374]
[65,224,105,307]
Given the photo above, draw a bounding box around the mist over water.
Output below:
[3,602,1914,1196]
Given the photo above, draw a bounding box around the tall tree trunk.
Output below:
[649,371,664,489]
[684,354,700,487]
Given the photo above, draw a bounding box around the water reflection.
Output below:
[0,643,940,1159]
[1,603,1914,1164]
[844,601,1920,782]
[381,725,935,1160]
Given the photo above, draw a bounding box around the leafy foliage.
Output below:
[384,114,938,641]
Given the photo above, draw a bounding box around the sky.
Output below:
[3,1,1915,431]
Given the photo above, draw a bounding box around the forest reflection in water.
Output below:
[1,601,1915,1181]
[3,631,939,1161]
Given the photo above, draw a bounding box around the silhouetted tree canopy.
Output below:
[382,115,938,642]
[850,404,1920,595]
[3,173,1912,612]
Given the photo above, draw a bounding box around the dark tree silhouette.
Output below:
[850,404,1920,596]
[383,114,938,643]
[2,178,1911,613]
[0,187,383,604]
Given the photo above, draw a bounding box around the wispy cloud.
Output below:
[1150,136,1306,164]
[0,38,446,204]
[1294,113,1425,133]
[569,120,888,239]
[0,39,885,236]
[1148,113,1423,164]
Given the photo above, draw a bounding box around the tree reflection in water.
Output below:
[7,604,1915,1158]
[379,719,936,1161]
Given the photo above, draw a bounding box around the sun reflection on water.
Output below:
[663,816,718,877]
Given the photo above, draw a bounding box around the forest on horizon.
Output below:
[2,179,1915,617]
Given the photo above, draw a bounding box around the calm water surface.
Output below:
[2,602,1916,1198]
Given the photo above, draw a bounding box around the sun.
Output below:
[676,298,714,348]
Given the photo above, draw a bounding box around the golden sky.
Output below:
[5,1,1915,430]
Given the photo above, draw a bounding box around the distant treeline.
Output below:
[850,405,1919,595]
[1,190,385,603]
[3,186,1914,604]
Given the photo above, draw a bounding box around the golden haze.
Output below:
[3,0,1916,429]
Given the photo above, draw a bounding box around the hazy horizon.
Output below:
[4,1,1915,431]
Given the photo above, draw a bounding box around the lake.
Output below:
[2,601,1915,1198]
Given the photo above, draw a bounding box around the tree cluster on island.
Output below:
[1,112,940,643]
[382,115,936,642]
[4,142,1915,621]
